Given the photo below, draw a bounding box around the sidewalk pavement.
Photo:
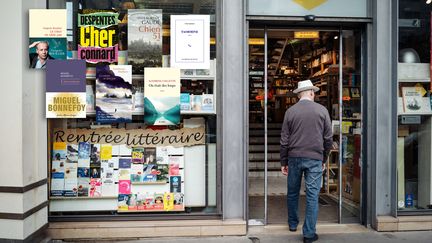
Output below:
[54,230,432,243]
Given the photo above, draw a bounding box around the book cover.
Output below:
[143,164,169,182]
[64,162,78,179]
[119,158,131,168]
[118,180,131,194]
[29,9,67,69]
[191,94,202,111]
[133,88,144,113]
[173,192,184,210]
[156,147,169,164]
[46,60,86,118]
[101,161,114,179]
[108,157,119,169]
[77,167,90,178]
[118,168,130,180]
[100,144,113,160]
[89,178,102,197]
[118,194,130,211]
[78,9,119,65]
[132,147,145,164]
[128,9,162,74]
[180,93,191,111]
[154,193,164,210]
[144,68,181,125]
[78,158,90,168]
[90,144,101,166]
[136,193,146,210]
[351,88,360,98]
[51,160,65,174]
[90,166,101,179]
[201,94,214,111]
[66,144,79,163]
[50,172,65,197]
[169,162,180,176]
[144,148,156,164]
[402,87,431,113]
[77,178,90,197]
[170,176,181,193]
[78,142,91,159]
[164,192,175,211]
[101,178,117,197]
[170,15,210,69]
[52,142,67,161]
[64,178,78,197]
[128,194,138,210]
[131,164,144,182]
[144,193,155,210]
[96,65,133,123]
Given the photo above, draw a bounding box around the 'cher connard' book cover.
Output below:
[78,9,119,65]
[46,60,87,118]
[29,9,67,69]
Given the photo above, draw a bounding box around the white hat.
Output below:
[293,79,320,94]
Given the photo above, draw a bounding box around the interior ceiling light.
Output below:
[427,0,432,4]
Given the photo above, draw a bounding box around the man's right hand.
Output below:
[29,41,40,49]
[281,166,288,176]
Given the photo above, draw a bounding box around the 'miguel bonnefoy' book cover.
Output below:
[29,9,67,69]
[170,176,181,193]
[96,65,133,123]
[128,9,162,74]
[78,9,119,65]
[46,60,87,118]
[144,68,180,125]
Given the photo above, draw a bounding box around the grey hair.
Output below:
[36,41,49,49]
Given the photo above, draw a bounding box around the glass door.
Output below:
[248,26,364,225]
[339,29,363,224]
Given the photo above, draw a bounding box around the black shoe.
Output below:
[289,227,297,232]
[303,233,318,243]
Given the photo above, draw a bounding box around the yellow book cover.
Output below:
[164,193,174,211]
[100,144,112,160]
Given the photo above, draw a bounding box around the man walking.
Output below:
[280,80,333,243]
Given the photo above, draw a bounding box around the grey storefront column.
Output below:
[368,0,397,228]
[219,0,247,220]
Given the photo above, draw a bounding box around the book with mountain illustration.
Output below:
[401,86,431,113]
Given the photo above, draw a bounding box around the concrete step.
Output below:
[249,129,281,136]
[249,153,280,161]
[249,161,281,170]
[248,171,285,178]
[249,123,282,129]
[249,144,280,152]
[249,137,280,145]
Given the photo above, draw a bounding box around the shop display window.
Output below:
[47,0,218,218]
[397,0,432,211]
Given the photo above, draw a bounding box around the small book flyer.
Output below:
[66,144,79,163]
[78,178,90,197]
[46,60,87,118]
[29,9,67,69]
[89,178,102,197]
[144,68,181,125]
[96,65,133,123]
[78,9,119,64]
[164,193,175,211]
[128,9,163,74]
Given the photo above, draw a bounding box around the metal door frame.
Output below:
[247,23,367,225]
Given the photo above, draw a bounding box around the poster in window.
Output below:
[144,68,180,125]
[128,9,162,74]
[96,65,133,123]
[29,9,67,69]
[78,9,119,65]
[46,60,87,118]
[170,15,210,69]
